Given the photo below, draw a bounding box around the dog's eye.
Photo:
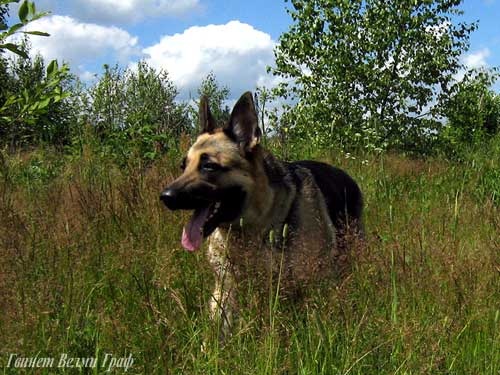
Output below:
[201,162,221,172]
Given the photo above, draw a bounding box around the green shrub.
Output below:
[83,62,190,164]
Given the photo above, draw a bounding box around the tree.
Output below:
[0,1,72,148]
[271,0,476,152]
[195,72,230,128]
[87,62,190,161]
[1,4,11,106]
[0,4,8,29]
[125,61,189,139]
[88,64,127,136]
[0,40,73,147]
[254,86,274,145]
[441,69,500,149]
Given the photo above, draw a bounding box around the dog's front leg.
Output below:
[207,229,237,344]
[209,265,236,343]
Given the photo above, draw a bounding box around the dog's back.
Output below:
[291,160,363,234]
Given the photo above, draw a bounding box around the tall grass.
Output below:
[0,143,498,374]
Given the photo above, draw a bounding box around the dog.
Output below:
[160,92,363,339]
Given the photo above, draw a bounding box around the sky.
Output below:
[7,0,500,99]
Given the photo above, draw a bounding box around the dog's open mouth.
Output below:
[159,185,245,252]
[181,202,221,251]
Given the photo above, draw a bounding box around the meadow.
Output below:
[0,141,498,374]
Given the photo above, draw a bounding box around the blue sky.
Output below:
[461,1,500,66]
[9,0,500,99]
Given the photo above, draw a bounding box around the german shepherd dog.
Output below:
[160,92,363,339]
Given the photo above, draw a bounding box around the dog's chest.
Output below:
[206,228,276,274]
[207,223,337,291]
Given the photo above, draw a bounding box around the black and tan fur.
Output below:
[160,92,363,338]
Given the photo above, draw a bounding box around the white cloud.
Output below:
[463,48,491,69]
[79,68,98,82]
[143,20,276,99]
[19,15,140,68]
[452,48,492,82]
[75,0,200,24]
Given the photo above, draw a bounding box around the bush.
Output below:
[83,62,191,163]
[0,42,74,148]
[440,69,500,155]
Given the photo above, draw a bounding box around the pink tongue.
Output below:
[181,207,210,251]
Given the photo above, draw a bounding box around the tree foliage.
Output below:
[86,62,190,161]
[0,0,50,58]
[1,0,498,161]
[0,3,8,28]
[195,71,231,128]
[0,40,73,147]
[441,69,500,151]
[271,0,477,152]
[0,2,73,148]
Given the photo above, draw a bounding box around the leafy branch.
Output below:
[0,0,50,58]
[0,60,71,126]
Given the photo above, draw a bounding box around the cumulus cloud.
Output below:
[79,69,98,82]
[143,20,276,99]
[451,48,492,82]
[74,0,200,24]
[19,15,140,71]
[463,48,491,69]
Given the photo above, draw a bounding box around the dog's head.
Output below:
[160,92,262,251]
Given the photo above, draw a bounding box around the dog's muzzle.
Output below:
[160,182,215,211]
[160,188,202,210]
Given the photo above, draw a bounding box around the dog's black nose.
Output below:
[160,185,208,210]
[161,188,187,210]
[160,189,176,205]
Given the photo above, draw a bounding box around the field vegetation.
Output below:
[0,0,499,373]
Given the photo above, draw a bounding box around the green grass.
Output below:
[0,145,498,374]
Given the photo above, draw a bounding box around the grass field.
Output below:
[0,144,498,374]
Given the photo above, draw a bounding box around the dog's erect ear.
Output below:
[225,92,261,151]
[199,95,216,134]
